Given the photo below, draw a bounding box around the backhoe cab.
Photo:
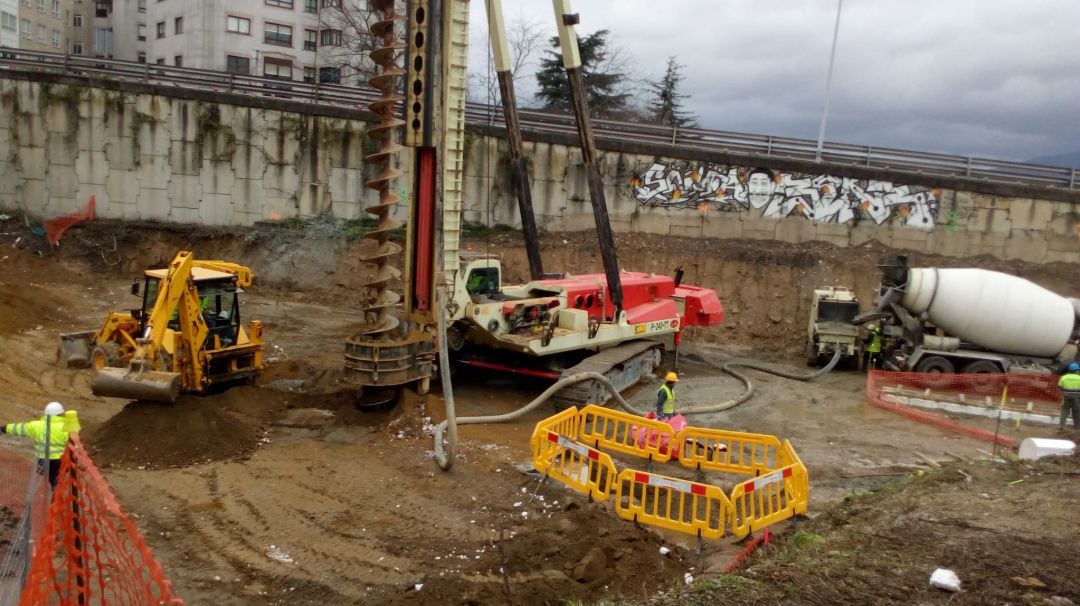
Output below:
[58,251,264,402]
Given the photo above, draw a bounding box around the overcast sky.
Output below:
[466,0,1080,163]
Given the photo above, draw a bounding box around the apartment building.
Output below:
[1,0,19,48]
[77,0,144,61]
[150,0,361,83]
[11,0,67,52]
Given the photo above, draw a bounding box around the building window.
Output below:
[138,0,145,12]
[226,55,250,74]
[264,22,292,46]
[20,18,30,38]
[21,0,29,7]
[155,21,164,38]
[52,0,61,17]
[0,12,16,32]
[52,28,61,48]
[226,16,250,34]
[319,66,341,84]
[174,55,182,67]
[37,24,46,43]
[71,41,83,55]
[302,66,314,82]
[155,57,164,65]
[94,1,107,17]
[36,0,44,13]
[174,16,182,34]
[137,51,146,63]
[137,23,146,40]
[263,57,292,80]
[319,29,340,46]
[265,0,293,8]
[73,13,83,27]
[320,0,340,7]
[303,0,315,12]
[303,29,316,51]
[94,27,112,54]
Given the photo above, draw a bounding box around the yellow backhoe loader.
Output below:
[58,251,264,402]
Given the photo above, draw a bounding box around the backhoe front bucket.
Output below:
[57,331,96,369]
[91,367,182,403]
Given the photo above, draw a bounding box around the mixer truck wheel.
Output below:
[962,360,1002,390]
[914,355,954,387]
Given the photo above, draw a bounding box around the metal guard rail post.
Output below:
[0,49,1074,190]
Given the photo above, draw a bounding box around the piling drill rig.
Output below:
[344,0,724,404]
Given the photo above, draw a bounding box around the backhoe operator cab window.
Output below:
[140,275,243,347]
[465,267,500,297]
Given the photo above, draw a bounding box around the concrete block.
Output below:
[814,222,849,237]
[560,212,595,233]
[105,137,137,171]
[1003,229,1050,261]
[46,197,77,217]
[169,206,203,224]
[231,141,267,180]
[775,217,816,243]
[741,217,779,240]
[136,155,170,190]
[15,179,47,215]
[889,226,929,244]
[264,121,300,165]
[701,214,744,239]
[0,161,16,194]
[297,182,331,216]
[669,211,704,228]
[76,118,108,153]
[264,196,296,221]
[0,125,10,160]
[106,170,140,203]
[327,123,366,170]
[331,201,362,220]
[136,120,170,157]
[46,166,79,198]
[135,95,169,123]
[45,136,78,166]
[988,209,1011,234]
[79,90,108,120]
[74,184,110,215]
[327,167,363,206]
[15,82,40,115]
[952,189,978,211]
[1008,198,1054,231]
[169,141,201,175]
[1047,234,1080,253]
[169,175,203,209]
[15,115,46,148]
[850,224,891,247]
[263,163,300,199]
[134,187,170,221]
[231,210,262,226]
[815,233,849,247]
[610,217,634,234]
[16,147,46,180]
[200,193,234,225]
[74,151,108,185]
[971,193,997,209]
[964,207,990,232]
[168,102,199,142]
[632,213,670,235]
[1046,213,1079,236]
[200,161,236,196]
[231,177,267,216]
[43,104,75,133]
[925,231,972,258]
[1044,250,1080,264]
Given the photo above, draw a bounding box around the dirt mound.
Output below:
[659,454,1080,605]
[83,395,268,469]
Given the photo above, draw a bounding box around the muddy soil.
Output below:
[0,215,1075,604]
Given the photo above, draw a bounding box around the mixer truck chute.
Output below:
[870,256,1080,378]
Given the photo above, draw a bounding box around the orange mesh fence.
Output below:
[44,196,96,247]
[866,370,1036,449]
[19,435,183,606]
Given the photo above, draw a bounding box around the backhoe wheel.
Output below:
[91,343,122,370]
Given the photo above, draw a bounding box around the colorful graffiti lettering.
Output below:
[630,162,939,228]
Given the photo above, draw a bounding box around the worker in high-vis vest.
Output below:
[1058,362,1080,431]
[864,324,883,370]
[0,402,76,488]
[656,372,678,420]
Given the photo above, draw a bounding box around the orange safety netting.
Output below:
[19,435,183,606]
[865,370,1064,450]
[44,195,96,247]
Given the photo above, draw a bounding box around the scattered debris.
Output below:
[929,568,961,592]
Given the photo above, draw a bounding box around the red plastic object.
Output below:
[44,195,96,246]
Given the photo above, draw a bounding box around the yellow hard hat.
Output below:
[665,372,679,382]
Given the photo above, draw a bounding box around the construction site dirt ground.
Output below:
[0,216,1078,605]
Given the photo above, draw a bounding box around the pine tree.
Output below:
[648,57,697,129]
[534,29,630,118]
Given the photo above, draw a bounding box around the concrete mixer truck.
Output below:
[867,256,1080,377]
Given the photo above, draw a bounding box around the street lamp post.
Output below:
[815,0,843,163]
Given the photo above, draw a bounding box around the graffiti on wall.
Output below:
[630,162,940,228]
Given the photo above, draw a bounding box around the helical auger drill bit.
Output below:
[355,0,405,338]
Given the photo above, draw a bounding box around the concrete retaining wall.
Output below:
[1,77,1078,263]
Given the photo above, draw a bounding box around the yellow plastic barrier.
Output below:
[531,430,619,501]
[676,427,781,475]
[530,406,581,452]
[729,442,809,538]
[613,468,731,540]
[578,404,675,462]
